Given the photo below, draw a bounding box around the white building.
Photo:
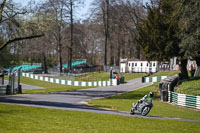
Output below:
[120,62,127,73]
[120,60,159,73]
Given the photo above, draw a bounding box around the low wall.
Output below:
[159,75,179,101]
[142,76,168,83]
[22,73,117,87]
[168,91,200,110]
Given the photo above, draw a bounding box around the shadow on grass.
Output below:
[180,77,200,83]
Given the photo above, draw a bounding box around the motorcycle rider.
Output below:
[134,92,154,109]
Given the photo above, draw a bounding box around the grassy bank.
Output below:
[175,78,200,95]
[0,104,199,133]
[88,83,200,120]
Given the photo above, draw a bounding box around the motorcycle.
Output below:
[130,100,153,116]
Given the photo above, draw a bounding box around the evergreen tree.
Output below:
[137,0,189,79]
[138,0,180,61]
[176,0,200,66]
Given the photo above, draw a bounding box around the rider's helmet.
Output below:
[149,92,154,97]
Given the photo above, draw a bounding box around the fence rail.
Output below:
[168,91,200,110]
[142,76,168,83]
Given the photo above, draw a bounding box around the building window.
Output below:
[129,63,130,67]
[147,63,149,67]
[141,63,143,66]
[153,63,155,67]
[135,63,137,66]
[132,63,134,67]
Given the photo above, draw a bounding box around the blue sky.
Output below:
[12,0,149,20]
[13,0,92,20]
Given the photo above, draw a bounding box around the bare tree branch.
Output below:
[0,11,26,24]
[0,34,44,51]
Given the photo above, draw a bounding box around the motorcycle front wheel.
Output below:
[141,106,150,116]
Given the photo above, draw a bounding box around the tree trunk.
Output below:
[68,0,73,72]
[59,47,63,73]
[116,43,121,66]
[180,59,189,79]
[110,43,114,66]
[122,43,125,59]
[195,56,200,66]
[136,43,141,59]
[103,0,109,67]
[43,52,48,74]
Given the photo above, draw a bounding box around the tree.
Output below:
[60,0,83,72]
[0,0,43,51]
[138,0,180,61]
[121,0,145,60]
[39,0,68,73]
[137,0,193,79]
[91,0,110,67]
[176,0,200,66]
[89,0,146,66]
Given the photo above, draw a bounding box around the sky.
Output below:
[12,0,93,20]
[12,0,149,20]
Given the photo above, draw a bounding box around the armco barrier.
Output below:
[22,73,115,87]
[142,76,169,83]
[168,91,200,110]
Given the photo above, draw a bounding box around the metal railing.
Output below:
[6,67,22,94]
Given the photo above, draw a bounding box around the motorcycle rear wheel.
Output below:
[130,108,135,115]
[141,106,150,116]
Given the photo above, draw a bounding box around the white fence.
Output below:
[22,73,119,87]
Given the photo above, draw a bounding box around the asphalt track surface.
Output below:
[4,80,44,90]
[0,78,199,122]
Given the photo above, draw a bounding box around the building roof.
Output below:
[128,60,157,62]
[120,62,126,64]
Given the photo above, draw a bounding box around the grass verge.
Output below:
[49,72,110,81]
[88,83,200,120]
[122,73,146,82]
[0,104,199,133]
[149,70,180,77]
[45,72,146,82]
[14,77,92,94]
